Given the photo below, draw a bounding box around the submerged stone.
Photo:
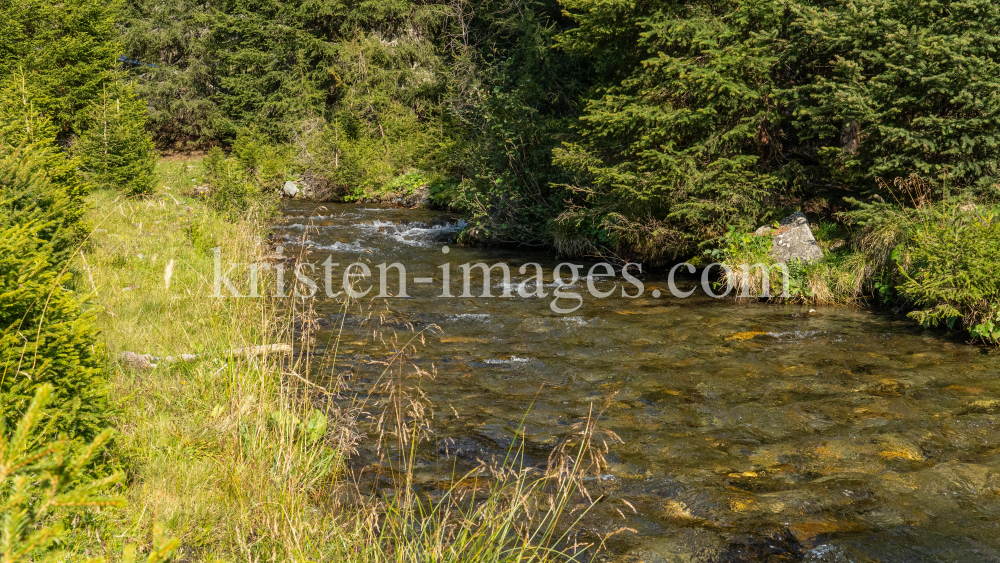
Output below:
[436,436,486,460]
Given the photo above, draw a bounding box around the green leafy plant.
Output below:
[385,169,432,196]
[786,260,813,300]
[896,204,1000,344]
[716,226,773,263]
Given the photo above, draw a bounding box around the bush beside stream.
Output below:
[719,194,1000,344]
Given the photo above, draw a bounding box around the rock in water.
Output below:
[768,212,824,263]
[282,180,299,197]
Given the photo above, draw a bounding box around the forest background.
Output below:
[118,0,1000,342]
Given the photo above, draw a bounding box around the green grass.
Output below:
[59,158,594,561]
[717,195,1000,344]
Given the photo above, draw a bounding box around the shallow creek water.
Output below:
[276,201,1000,562]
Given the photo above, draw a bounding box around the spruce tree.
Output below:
[0,83,106,442]
[0,0,120,137]
[75,85,157,196]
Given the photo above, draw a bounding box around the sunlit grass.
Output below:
[67,158,596,561]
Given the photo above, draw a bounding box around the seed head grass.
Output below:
[64,158,602,561]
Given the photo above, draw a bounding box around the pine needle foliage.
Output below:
[76,85,158,196]
[0,385,123,563]
[784,0,1000,197]
[0,78,89,261]
[553,0,783,260]
[0,0,121,137]
[0,89,106,442]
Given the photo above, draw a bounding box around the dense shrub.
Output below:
[119,0,220,149]
[490,0,1000,260]
[0,96,106,441]
[897,203,1000,344]
[784,0,1000,197]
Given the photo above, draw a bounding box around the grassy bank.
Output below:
[717,195,1000,345]
[71,160,339,558]
[51,158,593,561]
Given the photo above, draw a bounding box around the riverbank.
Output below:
[72,160,340,557]
[716,197,1000,345]
[62,157,589,561]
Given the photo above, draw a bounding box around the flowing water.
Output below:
[276,201,1000,562]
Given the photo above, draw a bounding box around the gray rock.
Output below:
[120,351,157,370]
[282,180,299,197]
[766,211,824,263]
[397,185,431,208]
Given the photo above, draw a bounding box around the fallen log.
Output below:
[119,344,292,370]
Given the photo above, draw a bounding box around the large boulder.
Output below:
[756,211,824,263]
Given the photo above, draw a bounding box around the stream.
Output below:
[275,201,1000,562]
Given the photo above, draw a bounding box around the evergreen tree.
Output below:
[76,85,158,196]
[552,0,783,259]
[120,0,220,149]
[0,84,106,442]
[782,0,1000,197]
[0,0,121,137]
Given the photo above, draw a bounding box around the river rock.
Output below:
[398,184,431,208]
[757,212,824,263]
[436,436,486,460]
[282,180,299,197]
